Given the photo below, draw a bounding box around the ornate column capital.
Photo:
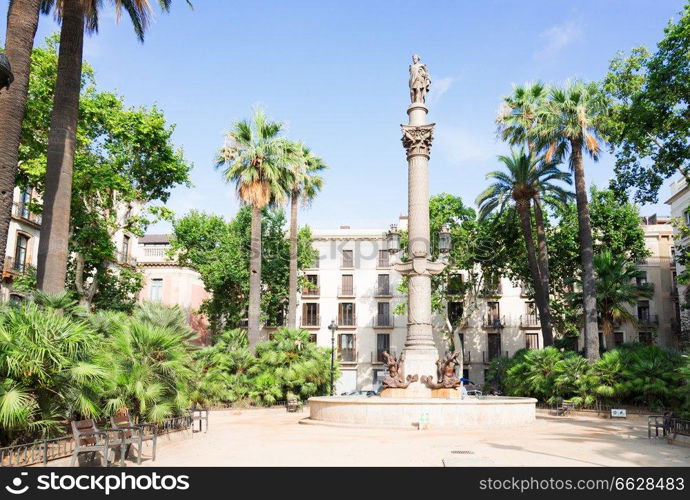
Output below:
[401,124,435,158]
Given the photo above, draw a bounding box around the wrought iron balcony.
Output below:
[371,348,396,364]
[2,256,26,278]
[637,314,658,328]
[372,314,393,328]
[302,285,320,297]
[483,349,508,363]
[338,347,357,363]
[481,283,502,296]
[12,202,42,225]
[520,314,540,328]
[337,314,357,327]
[375,285,392,297]
[482,315,505,329]
[301,315,320,328]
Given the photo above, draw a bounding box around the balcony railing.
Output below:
[520,314,540,328]
[301,315,320,328]
[637,314,659,328]
[375,285,392,297]
[337,314,357,327]
[371,349,395,364]
[2,256,26,277]
[337,286,356,297]
[113,251,137,267]
[302,286,320,297]
[338,348,357,363]
[143,246,168,258]
[12,202,42,224]
[481,283,502,296]
[373,314,393,328]
[482,315,505,329]
[483,349,508,363]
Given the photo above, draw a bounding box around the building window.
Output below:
[378,250,389,268]
[122,235,130,262]
[487,333,501,361]
[149,278,163,302]
[613,332,624,347]
[376,333,390,362]
[486,301,501,327]
[448,274,463,295]
[340,274,354,296]
[636,271,647,286]
[376,302,391,326]
[448,301,463,326]
[637,301,650,321]
[303,274,319,296]
[309,334,317,343]
[13,233,29,272]
[338,302,356,326]
[377,274,390,295]
[685,210,690,226]
[525,333,539,350]
[341,249,353,268]
[338,333,356,362]
[19,188,31,218]
[302,303,319,326]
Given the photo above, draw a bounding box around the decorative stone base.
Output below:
[431,388,461,399]
[380,388,409,398]
[305,396,537,429]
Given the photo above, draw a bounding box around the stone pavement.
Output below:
[128,408,690,467]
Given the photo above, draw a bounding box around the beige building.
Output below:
[666,177,690,347]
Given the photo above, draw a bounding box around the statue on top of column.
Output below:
[409,54,431,104]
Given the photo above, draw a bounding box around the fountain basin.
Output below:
[304,395,537,429]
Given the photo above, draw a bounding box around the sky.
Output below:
[1,0,687,233]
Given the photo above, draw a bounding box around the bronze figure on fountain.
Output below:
[381,351,418,389]
[421,351,463,389]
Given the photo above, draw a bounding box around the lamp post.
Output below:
[0,52,14,92]
[328,320,338,396]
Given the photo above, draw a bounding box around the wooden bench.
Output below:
[70,419,125,467]
[110,409,158,464]
[555,400,574,416]
[648,414,674,438]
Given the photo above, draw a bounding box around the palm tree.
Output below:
[535,80,611,362]
[592,251,652,350]
[497,82,555,294]
[477,149,572,346]
[286,143,325,329]
[216,108,293,352]
[36,0,176,294]
[0,0,43,268]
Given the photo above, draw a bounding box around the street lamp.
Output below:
[387,224,400,254]
[0,52,14,92]
[328,320,338,396]
[439,224,451,253]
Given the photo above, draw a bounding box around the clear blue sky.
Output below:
[2,0,686,232]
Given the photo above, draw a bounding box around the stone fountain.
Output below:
[305,56,537,429]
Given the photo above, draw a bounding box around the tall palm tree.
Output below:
[0,0,43,269]
[535,81,611,362]
[36,0,175,294]
[476,149,572,346]
[216,108,293,353]
[591,251,652,350]
[286,143,325,328]
[497,82,554,292]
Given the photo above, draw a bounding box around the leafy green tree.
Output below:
[535,82,612,362]
[17,39,190,310]
[477,149,571,346]
[604,3,690,203]
[216,108,295,352]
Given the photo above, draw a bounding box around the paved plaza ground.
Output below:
[131,408,689,467]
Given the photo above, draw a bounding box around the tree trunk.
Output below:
[0,0,42,269]
[531,193,554,346]
[36,1,85,294]
[287,191,298,329]
[571,140,600,362]
[247,204,263,352]
[515,199,554,347]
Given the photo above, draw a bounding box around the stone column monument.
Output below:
[387,55,446,397]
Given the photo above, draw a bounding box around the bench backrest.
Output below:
[71,419,98,446]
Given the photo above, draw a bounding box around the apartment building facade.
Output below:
[666,177,690,347]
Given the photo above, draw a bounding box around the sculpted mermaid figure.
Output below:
[381,351,418,389]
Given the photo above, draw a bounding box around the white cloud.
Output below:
[428,76,455,104]
[533,21,582,61]
[435,125,498,164]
